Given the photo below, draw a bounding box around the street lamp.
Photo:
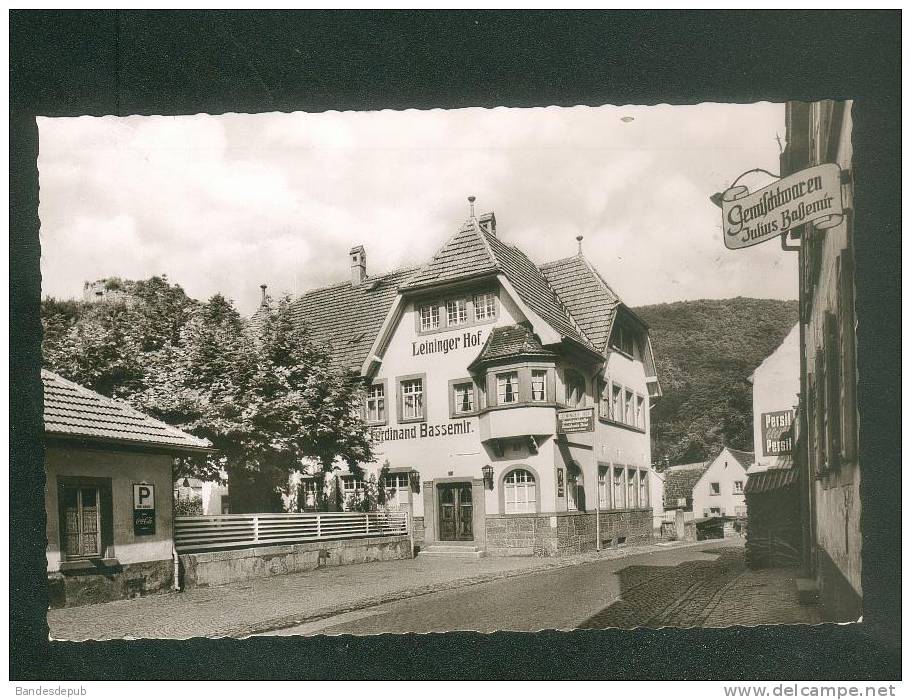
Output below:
[482,464,494,491]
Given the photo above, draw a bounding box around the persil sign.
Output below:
[722,163,844,250]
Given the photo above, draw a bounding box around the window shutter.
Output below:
[825,312,841,470]
[839,242,858,461]
[806,371,817,476]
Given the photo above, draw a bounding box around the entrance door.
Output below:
[438,483,473,541]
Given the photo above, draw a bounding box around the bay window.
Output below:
[531,370,547,402]
[496,371,519,404]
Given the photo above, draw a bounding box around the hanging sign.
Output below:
[133,483,156,536]
[557,407,595,434]
[722,163,844,250]
[761,410,793,456]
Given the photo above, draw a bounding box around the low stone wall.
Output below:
[412,517,425,552]
[48,559,174,608]
[179,535,411,590]
[485,509,652,557]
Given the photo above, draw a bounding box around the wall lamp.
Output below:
[482,464,494,491]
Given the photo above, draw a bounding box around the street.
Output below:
[266,541,815,636]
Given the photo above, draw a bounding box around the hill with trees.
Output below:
[633,297,799,469]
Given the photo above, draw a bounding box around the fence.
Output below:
[174,510,409,553]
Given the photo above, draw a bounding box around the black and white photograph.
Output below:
[10,9,901,685]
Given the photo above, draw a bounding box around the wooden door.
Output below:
[438,483,473,541]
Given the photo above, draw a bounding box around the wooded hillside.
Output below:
[633,297,799,468]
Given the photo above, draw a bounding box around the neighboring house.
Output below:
[43,370,213,608]
[662,461,709,517]
[254,204,662,556]
[783,100,862,621]
[174,477,229,515]
[691,447,753,519]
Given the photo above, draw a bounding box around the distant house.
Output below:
[662,446,753,520]
[174,476,229,515]
[43,370,213,607]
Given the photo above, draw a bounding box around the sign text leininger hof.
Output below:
[761,410,793,456]
[722,163,844,250]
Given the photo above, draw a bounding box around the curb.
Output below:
[224,538,719,637]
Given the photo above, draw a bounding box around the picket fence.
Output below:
[174,510,409,553]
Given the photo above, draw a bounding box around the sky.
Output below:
[38,103,795,316]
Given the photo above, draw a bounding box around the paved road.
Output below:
[267,543,749,636]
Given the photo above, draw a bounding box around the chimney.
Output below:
[350,245,367,285]
[478,211,497,237]
[259,284,268,306]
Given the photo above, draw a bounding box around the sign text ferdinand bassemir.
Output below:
[722,163,844,250]
[557,407,595,434]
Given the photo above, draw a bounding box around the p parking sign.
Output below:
[133,483,156,536]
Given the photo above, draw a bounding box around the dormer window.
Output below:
[474,292,496,321]
[419,304,439,332]
[446,298,468,326]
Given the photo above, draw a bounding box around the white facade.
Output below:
[691,447,749,518]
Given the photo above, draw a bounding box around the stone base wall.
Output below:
[412,517,425,551]
[179,535,411,590]
[48,559,174,609]
[486,509,653,557]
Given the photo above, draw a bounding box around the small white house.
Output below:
[691,446,753,518]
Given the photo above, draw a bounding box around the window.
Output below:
[341,476,363,509]
[735,505,747,517]
[627,468,637,508]
[565,369,586,407]
[452,381,475,414]
[503,469,537,514]
[733,480,744,495]
[365,383,386,424]
[384,473,410,510]
[599,380,611,418]
[61,485,102,558]
[625,390,634,425]
[635,395,645,429]
[710,507,722,516]
[220,494,230,514]
[639,470,649,508]
[567,471,583,511]
[598,469,609,509]
[418,304,439,332]
[401,377,424,420]
[556,467,565,498]
[299,480,319,510]
[446,298,468,326]
[613,468,625,509]
[710,482,720,496]
[531,370,547,402]
[612,383,623,421]
[474,292,496,321]
[497,371,519,404]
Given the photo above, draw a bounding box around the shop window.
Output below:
[564,369,586,407]
[452,381,475,415]
[710,482,720,496]
[626,468,637,508]
[473,292,497,322]
[400,376,425,421]
[639,470,649,508]
[733,480,744,495]
[503,469,537,514]
[418,304,439,332]
[59,479,112,561]
[446,298,468,327]
[364,382,386,424]
[496,371,519,405]
[613,468,625,508]
[612,383,623,421]
[531,370,547,402]
[383,473,410,510]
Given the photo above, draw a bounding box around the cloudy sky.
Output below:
[38,103,795,316]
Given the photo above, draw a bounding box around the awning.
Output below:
[745,466,798,495]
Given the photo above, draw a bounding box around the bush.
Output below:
[175,495,203,516]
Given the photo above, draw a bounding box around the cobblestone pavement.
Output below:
[47,539,707,640]
[578,545,821,629]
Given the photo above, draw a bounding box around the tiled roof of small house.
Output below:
[288,266,419,371]
[744,462,797,495]
[724,446,756,470]
[539,254,621,353]
[468,324,558,370]
[42,370,213,454]
[662,462,709,509]
[401,220,500,288]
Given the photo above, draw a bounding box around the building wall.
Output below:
[802,103,862,612]
[691,449,748,518]
[46,445,175,572]
[752,324,800,468]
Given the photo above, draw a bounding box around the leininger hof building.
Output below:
[258,201,662,557]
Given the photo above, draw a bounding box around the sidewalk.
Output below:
[48,539,705,640]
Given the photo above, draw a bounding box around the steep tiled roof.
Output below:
[745,463,797,495]
[540,254,621,353]
[724,446,755,469]
[289,267,419,371]
[663,462,709,509]
[42,370,213,454]
[468,324,557,370]
[401,221,499,288]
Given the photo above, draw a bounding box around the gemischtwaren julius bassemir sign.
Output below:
[722,163,844,250]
